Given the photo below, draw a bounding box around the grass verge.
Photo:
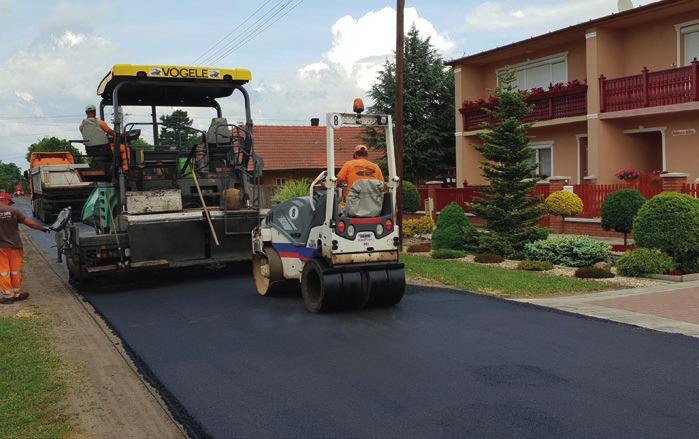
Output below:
[402,254,612,298]
[0,317,72,439]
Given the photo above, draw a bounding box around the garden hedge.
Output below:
[601,189,645,244]
[545,190,583,218]
[432,203,478,251]
[524,235,612,268]
[402,181,421,213]
[633,192,699,273]
[616,248,675,277]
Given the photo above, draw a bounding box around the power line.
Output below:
[192,0,275,65]
[209,0,304,64]
[202,0,295,66]
[0,114,83,120]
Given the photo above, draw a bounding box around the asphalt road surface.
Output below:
[16,199,699,439]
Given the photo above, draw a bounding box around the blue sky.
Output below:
[0,0,657,167]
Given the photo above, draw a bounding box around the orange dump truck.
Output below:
[28,152,94,222]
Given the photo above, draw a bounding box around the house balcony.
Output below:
[459,83,588,132]
[600,61,699,114]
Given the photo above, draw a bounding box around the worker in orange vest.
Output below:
[0,193,49,304]
[336,145,385,199]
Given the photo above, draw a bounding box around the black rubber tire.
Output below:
[301,259,333,313]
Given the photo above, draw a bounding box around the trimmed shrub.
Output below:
[574,266,615,279]
[273,179,311,203]
[524,235,612,268]
[474,253,505,264]
[545,190,583,218]
[403,181,421,213]
[633,192,699,273]
[517,260,554,271]
[601,189,645,246]
[521,226,551,244]
[477,233,515,258]
[432,203,478,251]
[616,248,675,277]
[403,216,435,237]
[432,248,467,259]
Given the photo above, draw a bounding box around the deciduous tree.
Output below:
[26,137,85,164]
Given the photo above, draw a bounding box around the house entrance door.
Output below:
[578,136,588,183]
[624,130,664,175]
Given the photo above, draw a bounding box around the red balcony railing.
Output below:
[600,61,699,112]
[459,84,588,131]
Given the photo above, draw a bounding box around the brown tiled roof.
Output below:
[253,125,376,170]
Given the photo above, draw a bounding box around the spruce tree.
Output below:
[366,26,454,181]
[469,71,545,252]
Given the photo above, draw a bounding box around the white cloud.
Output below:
[14,91,33,102]
[464,0,661,32]
[0,0,13,15]
[234,6,454,128]
[0,2,122,167]
[302,6,454,90]
[298,61,329,78]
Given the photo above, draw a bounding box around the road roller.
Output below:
[252,104,405,312]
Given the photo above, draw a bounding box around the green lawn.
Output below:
[0,317,72,439]
[402,254,612,298]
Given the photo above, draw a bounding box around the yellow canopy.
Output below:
[97,64,252,107]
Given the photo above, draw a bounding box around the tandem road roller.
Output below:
[252,103,405,312]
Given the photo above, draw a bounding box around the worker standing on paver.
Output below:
[79,104,129,171]
[0,193,50,304]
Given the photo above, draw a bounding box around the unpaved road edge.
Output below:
[21,230,187,439]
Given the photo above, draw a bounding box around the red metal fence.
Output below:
[419,181,663,220]
[600,62,699,112]
[460,85,588,131]
[573,180,663,218]
[682,184,699,198]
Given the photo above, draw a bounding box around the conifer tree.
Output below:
[469,71,545,252]
[366,26,454,181]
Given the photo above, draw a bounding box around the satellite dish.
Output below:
[618,0,634,12]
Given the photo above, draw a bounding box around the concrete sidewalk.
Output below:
[519,281,699,338]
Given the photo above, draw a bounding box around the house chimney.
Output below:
[310,118,320,126]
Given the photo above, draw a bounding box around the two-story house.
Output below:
[447,0,699,186]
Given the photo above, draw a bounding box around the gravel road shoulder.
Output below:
[15,230,186,439]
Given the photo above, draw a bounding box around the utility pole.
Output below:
[395,0,405,248]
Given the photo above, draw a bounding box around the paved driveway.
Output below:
[16,198,699,439]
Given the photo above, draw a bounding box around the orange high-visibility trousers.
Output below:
[109,143,130,172]
[0,248,23,298]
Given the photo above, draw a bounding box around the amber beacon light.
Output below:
[353,98,365,114]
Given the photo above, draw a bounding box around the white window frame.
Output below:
[529,141,555,180]
[275,177,287,186]
[675,20,699,66]
[496,53,568,89]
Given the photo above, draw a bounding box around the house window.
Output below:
[528,143,553,179]
[498,55,567,90]
[275,178,286,186]
[682,24,699,65]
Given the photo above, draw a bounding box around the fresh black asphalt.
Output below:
[17,200,699,439]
